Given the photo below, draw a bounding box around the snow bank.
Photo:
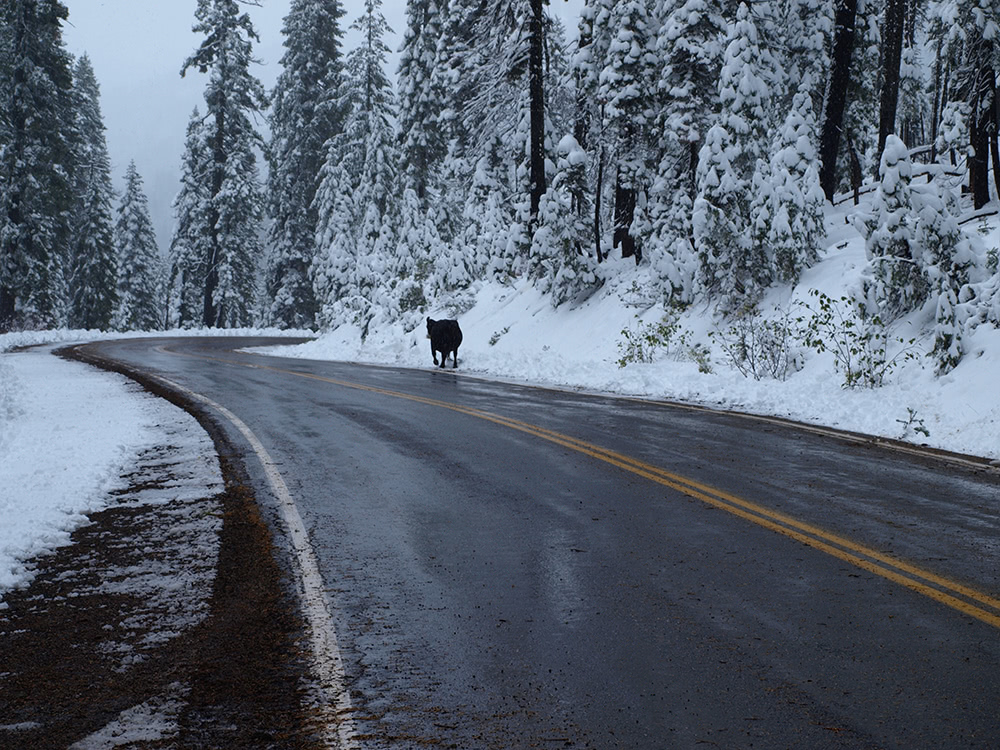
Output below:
[0,346,215,597]
[254,233,1000,463]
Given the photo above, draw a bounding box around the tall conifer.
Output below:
[265,0,346,329]
[0,0,75,329]
[181,0,267,328]
[114,161,163,331]
[68,54,118,330]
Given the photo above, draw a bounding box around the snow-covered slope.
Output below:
[256,198,1000,463]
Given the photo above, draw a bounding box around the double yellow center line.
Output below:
[174,348,1000,630]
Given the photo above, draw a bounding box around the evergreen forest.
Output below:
[2,0,1000,376]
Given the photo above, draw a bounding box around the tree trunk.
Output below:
[594,146,605,263]
[969,107,990,208]
[930,37,943,168]
[848,135,863,205]
[992,78,1000,201]
[528,0,546,223]
[819,0,859,201]
[613,169,638,263]
[876,0,905,171]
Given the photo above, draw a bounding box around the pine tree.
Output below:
[911,178,976,373]
[181,0,268,328]
[857,134,927,318]
[768,91,826,284]
[397,0,449,201]
[114,161,163,331]
[312,0,398,331]
[0,0,76,329]
[68,54,118,330]
[265,0,346,330]
[656,0,726,200]
[600,0,659,263]
[312,157,358,328]
[529,134,601,306]
[693,3,772,312]
[169,109,213,328]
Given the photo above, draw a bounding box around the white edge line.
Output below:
[152,374,359,750]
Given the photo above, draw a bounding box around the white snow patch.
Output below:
[0,344,222,599]
[69,683,187,749]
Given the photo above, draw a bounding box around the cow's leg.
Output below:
[431,342,438,365]
[452,347,459,368]
[438,350,446,368]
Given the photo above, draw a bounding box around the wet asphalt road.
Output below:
[82,336,1000,749]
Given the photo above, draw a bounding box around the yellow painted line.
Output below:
[163,346,1000,630]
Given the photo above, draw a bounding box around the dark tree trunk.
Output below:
[848,135,863,205]
[613,169,639,263]
[528,0,546,223]
[930,38,943,168]
[594,147,605,263]
[876,0,905,170]
[819,0,859,201]
[969,106,990,208]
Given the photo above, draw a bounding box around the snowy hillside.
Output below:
[257,189,1000,464]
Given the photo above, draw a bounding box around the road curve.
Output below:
[77,336,1000,749]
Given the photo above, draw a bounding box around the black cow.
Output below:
[427,317,463,368]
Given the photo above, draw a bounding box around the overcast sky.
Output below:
[62,0,583,251]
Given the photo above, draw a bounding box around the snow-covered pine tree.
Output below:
[181,0,268,328]
[169,109,213,328]
[599,0,660,263]
[529,134,602,305]
[397,0,449,202]
[647,0,725,303]
[693,3,772,312]
[910,176,978,373]
[114,161,163,331]
[265,0,346,330]
[391,187,438,326]
[897,17,928,150]
[312,0,398,332]
[768,91,827,284]
[312,155,358,328]
[67,54,118,331]
[857,134,927,319]
[0,0,76,330]
[430,0,480,159]
[655,0,726,201]
[462,134,514,283]
[768,0,833,117]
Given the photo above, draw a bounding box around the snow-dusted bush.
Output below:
[797,290,918,388]
[712,304,801,381]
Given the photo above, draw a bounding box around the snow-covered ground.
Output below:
[0,344,210,599]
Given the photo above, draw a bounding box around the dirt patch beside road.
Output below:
[0,346,325,748]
